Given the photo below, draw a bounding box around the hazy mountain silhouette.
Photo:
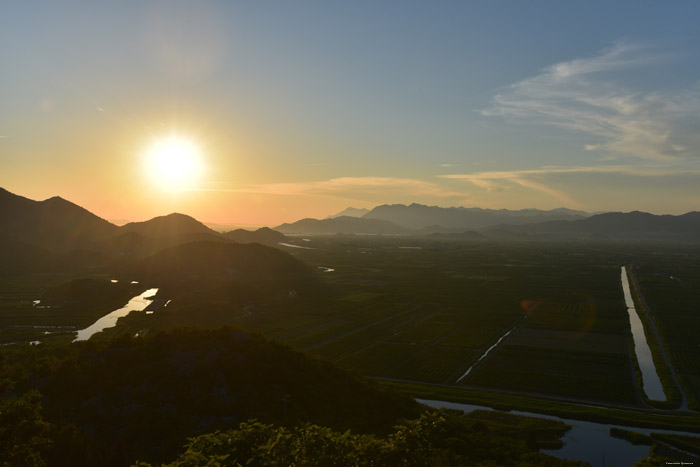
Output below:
[275,216,408,234]
[120,213,219,238]
[224,227,287,244]
[326,207,370,219]
[363,203,589,230]
[490,211,700,241]
[0,187,118,251]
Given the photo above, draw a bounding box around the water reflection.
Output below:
[418,398,653,466]
[621,267,666,401]
[73,288,158,342]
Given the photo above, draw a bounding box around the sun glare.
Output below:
[144,136,204,189]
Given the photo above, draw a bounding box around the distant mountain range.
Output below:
[326,207,370,219]
[492,210,700,241]
[277,203,589,234]
[363,203,589,230]
[3,187,700,262]
[275,216,410,235]
[224,227,287,244]
[275,203,700,241]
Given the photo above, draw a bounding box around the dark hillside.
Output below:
[132,241,314,288]
[0,235,63,274]
[224,226,287,244]
[0,187,118,251]
[2,328,421,466]
[120,213,219,238]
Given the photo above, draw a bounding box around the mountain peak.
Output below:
[120,213,217,238]
[326,207,371,219]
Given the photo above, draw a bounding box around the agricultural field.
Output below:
[221,237,696,409]
[170,237,656,406]
[5,235,700,413]
[633,250,700,410]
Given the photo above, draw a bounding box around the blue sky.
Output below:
[2,1,699,224]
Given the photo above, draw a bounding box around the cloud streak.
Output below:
[482,42,700,161]
[442,163,700,208]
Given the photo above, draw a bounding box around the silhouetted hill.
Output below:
[224,227,287,244]
[363,203,589,230]
[5,328,421,466]
[0,187,118,251]
[120,213,219,238]
[490,211,700,241]
[275,216,408,234]
[326,207,370,218]
[130,241,317,292]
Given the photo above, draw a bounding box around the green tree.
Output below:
[0,387,53,467]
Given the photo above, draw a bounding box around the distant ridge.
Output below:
[224,227,287,244]
[275,216,408,234]
[276,203,590,235]
[491,210,700,241]
[326,207,370,219]
[120,213,218,238]
[363,203,589,230]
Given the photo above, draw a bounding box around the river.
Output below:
[621,266,666,401]
[73,288,158,342]
[418,398,697,466]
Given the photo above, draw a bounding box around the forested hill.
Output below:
[0,328,421,466]
[1,328,585,467]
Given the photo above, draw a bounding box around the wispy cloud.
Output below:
[482,42,700,161]
[442,163,700,208]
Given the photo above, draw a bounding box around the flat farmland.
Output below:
[634,250,700,410]
[108,237,700,409]
[207,237,645,406]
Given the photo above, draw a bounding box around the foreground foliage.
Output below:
[145,412,585,467]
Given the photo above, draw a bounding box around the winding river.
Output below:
[419,398,696,466]
[73,288,158,342]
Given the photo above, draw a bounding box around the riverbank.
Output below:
[380,379,700,433]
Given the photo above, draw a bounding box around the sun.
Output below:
[144,135,204,189]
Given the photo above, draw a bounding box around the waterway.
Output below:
[73,288,158,342]
[418,398,697,466]
[456,327,516,383]
[621,266,666,401]
[278,242,315,250]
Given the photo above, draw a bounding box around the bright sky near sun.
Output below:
[2,1,700,226]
